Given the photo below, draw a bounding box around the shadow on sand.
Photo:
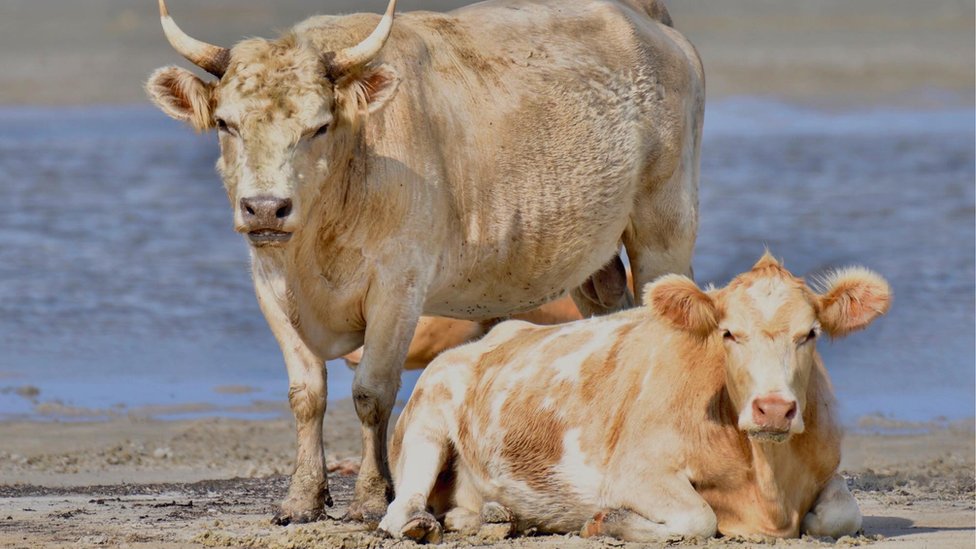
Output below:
[863,515,975,538]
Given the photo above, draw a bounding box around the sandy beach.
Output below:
[0,0,973,547]
[0,401,973,548]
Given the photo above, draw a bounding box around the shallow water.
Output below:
[0,100,972,424]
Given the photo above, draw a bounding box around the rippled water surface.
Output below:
[0,101,972,423]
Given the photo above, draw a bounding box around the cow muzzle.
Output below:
[239,196,294,246]
[743,394,799,443]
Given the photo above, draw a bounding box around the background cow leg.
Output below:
[571,253,634,317]
[253,271,330,525]
[346,290,422,523]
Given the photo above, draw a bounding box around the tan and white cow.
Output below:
[146,0,703,523]
[381,253,891,542]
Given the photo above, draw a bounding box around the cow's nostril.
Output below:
[785,403,797,420]
[275,201,292,219]
[245,205,255,215]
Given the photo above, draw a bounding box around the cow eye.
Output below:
[800,329,818,345]
[215,118,238,136]
[312,124,329,138]
[723,330,737,343]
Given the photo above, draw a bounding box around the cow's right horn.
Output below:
[332,0,398,71]
[158,0,230,78]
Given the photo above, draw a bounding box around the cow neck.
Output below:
[693,343,837,536]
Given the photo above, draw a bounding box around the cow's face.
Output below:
[145,1,399,248]
[647,252,891,443]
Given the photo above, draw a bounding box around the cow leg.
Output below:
[252,270,330,525]
[346,291,422,522]
[379,410,448,542]
[589,477,716,541]
[802,474,862,538]
[570,253,634,317]
[624,142,699,304]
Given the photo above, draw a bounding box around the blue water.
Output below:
[0,100,972,424]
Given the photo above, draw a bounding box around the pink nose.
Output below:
[752,395,797,431]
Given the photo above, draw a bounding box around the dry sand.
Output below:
[0,0,972,106]
[0,399,973,548]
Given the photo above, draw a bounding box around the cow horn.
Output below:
[158,0,230,78]
[333,0,398,71]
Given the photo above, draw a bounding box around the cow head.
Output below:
[647,252,891,443]
[145,0,400,247]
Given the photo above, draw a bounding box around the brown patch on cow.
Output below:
[579,324,635,402]
[602,371,642,459]
[499,390,565,491]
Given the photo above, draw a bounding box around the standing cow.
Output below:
[381,253,890,541]
[146,0,703,523]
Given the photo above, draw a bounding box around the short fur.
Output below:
[146,0,703,522]
[382,254,891,541]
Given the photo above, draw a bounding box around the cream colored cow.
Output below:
[381,253,891,542]
[146,0,702,523]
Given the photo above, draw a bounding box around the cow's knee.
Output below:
[802,487,862,537]
[288,382,325,422]
[669,507,717,539]
[802,474,862,538]
[352,382,394,425]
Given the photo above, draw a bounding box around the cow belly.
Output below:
[425,225,625,319]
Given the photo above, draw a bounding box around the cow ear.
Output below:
[146,66,215,131]
[817,267,891,338]
[336,63,400,120]
[645,274,718,338]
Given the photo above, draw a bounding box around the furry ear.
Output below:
[644,274,718,338]
[335,63,400,122]
[146,66,215,131]
[816,267,891,338]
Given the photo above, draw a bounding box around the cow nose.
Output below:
[752,395,797,431]
[240,196,292,227]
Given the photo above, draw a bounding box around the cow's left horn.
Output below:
[158,0,230,78]
[333,0,398,71]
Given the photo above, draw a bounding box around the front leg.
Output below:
[252,265,330,525]
[345,280,423,523]
[802,474,862,538]
[585,474,717,542]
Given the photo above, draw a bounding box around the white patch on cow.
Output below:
[745,278,791,322]
[556,428,603,503]
[550,330,609,382]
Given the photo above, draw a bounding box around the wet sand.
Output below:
[0,400,973,548]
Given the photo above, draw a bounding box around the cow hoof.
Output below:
[343,497,388,525]
[402,511,443,544]
[272,507,323,526]
[273,491,331,526]
[480,501,515,524]
[581,511,607,538]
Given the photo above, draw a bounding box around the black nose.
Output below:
[240,196,292,227]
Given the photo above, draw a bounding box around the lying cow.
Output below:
[381,253,890,541]
[147,0,702,523]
